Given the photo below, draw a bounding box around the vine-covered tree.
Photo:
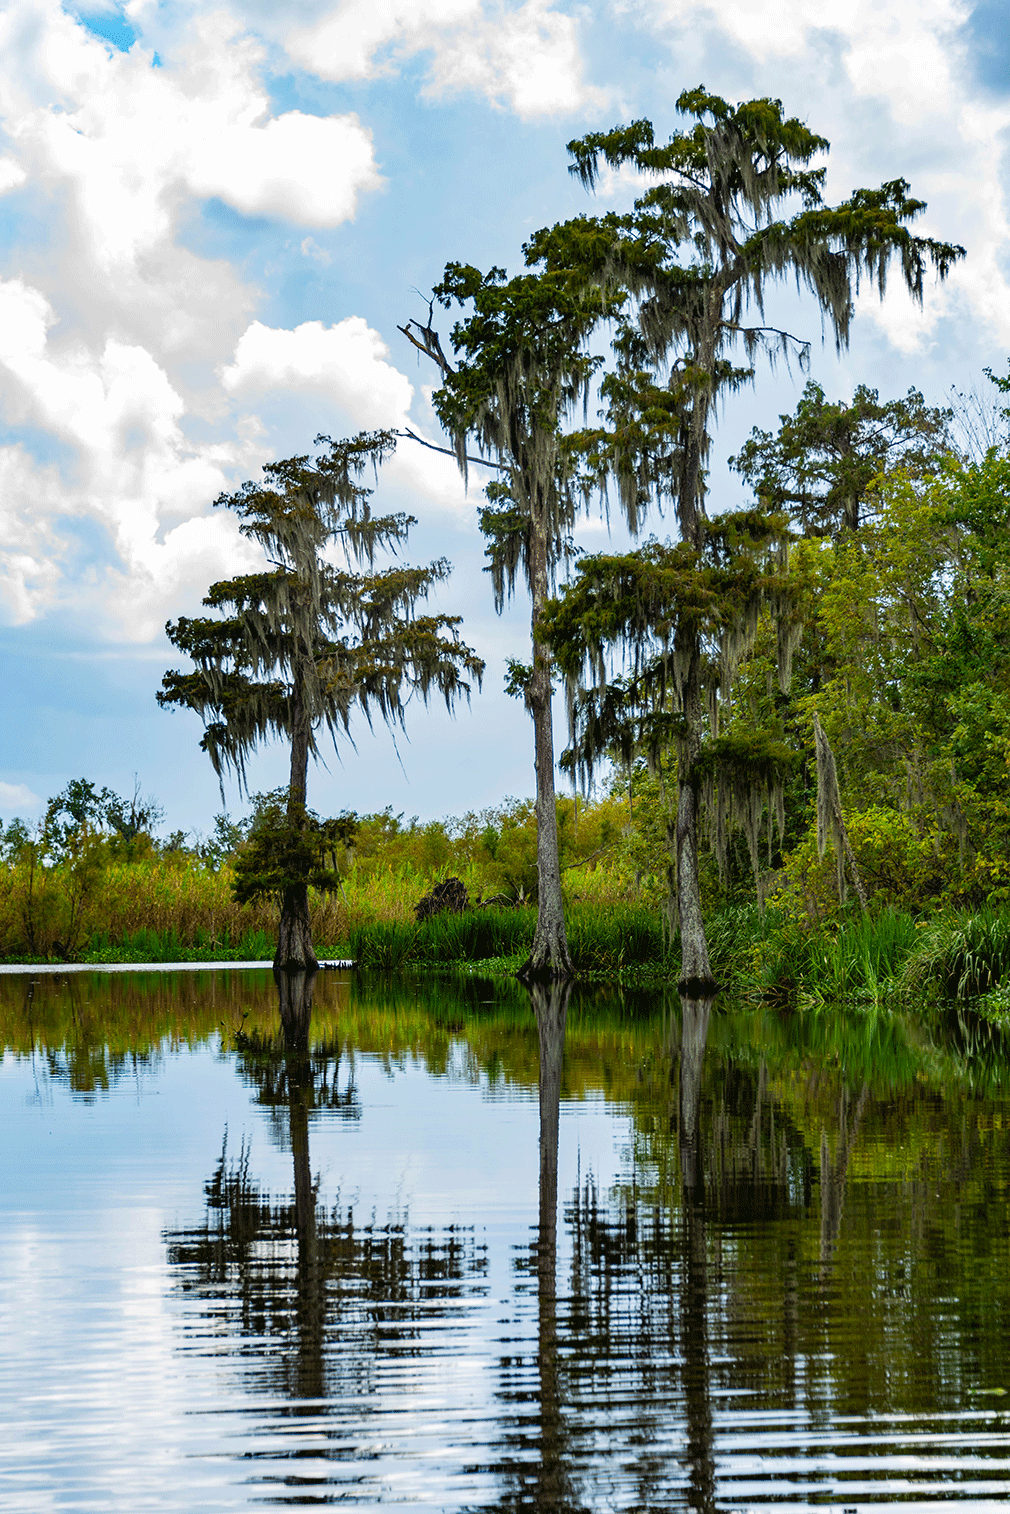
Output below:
[158,431,484,972]
[535,88,964,990]
[400,270,606,980]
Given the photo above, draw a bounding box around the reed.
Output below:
[902,905,1010,1001]
[0,855,343,963]
[760,907,919,1007]
[84,924,277,963]
[342,900,672,974]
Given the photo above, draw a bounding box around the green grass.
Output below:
[760,906,920,1007]
[83,924,278,963]
[342,901,674,975]
[902,905,1010,1001]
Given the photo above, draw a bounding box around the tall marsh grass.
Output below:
[760,907,920,1007]
[344,900,672,974]
[0,855,342,962]
[902,905,1010,1001]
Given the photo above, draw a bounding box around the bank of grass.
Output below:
[756,906,921,1008]
[83,924,278,963]
[0,856,343,965]
[0,839,648,968]
[344,900,673,976]
[8,834,1010,1022]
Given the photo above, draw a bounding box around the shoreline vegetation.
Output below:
[4,792,1010,1040]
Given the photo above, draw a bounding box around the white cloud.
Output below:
[186,104,380,227]
[300,237,332,265]
[0,156,26,193]
[423,0,604,116]
[284,0,605,118]
[285,0,479,83]
[0,3,390,638]
[222,317,414,426]
[0,779,38,814]
[0,445,66,626]
[3,4,381,275]
[639,0,1010,354]
[0,276,261,636]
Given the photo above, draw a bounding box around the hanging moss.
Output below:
[693,733,796,902]
[813,712,868,911]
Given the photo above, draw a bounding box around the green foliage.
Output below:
[0,818,30,864]
[760,907,920,1007]
[231,792,342,905]
[903,906,1010,1001]
[731,379,951,534]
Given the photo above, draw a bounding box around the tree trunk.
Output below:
[675,651,716,994]
[276,679,318,973]
[671,390,716,995]
[520,516,574,983]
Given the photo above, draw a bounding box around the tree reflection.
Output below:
[165,967,488,1423]
[679,995,716,1514]
[533,978,573,1512]
[820,1079,869,1270]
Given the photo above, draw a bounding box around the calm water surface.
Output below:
[2,967,1010,1510]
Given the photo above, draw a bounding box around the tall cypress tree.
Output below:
[400,269,606,980]
[535,88,964,990]
[158,431,484,971]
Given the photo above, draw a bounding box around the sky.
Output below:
[0,0,1007,840]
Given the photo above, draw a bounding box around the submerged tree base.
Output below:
[517,937,575,985]
[678,973,719,998]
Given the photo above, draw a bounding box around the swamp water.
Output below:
[2,969,1010,1510]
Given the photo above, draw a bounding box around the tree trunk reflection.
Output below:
[277,967,324,1404]
[679,994,716,1514]
[531,978,572,1510]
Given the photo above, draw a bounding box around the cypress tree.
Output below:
[158,431,484,971]
[535,88,964,990]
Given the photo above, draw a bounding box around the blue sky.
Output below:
[0,0,1007,839]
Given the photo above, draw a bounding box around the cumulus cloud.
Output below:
[0,2,390,638]
[222,317,414,426]
[1,3,381,275]
[284,0,605,117]
[639,0,1010,354]
[185,104,380,227]
[0,445,65,626]
[0,276,261,636]
[0,156,26,193]
[0,780,39,815]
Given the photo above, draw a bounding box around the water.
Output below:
[2,967,1010,1510]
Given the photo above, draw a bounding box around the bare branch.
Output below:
[396,427,506,471]
[397,318,454,376]
[718,320,811,349]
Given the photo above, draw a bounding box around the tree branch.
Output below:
[396,428,506,471]
[397,315,454,376]
[561,842,613,872]
[718,320,811,349]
